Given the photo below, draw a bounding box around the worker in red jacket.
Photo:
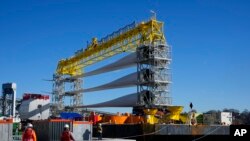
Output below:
[22,123,37,141]
[61,124,75,141]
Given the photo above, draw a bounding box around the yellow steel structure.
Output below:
[56,19,166,76]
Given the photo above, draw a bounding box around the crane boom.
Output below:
[56,19,166,76]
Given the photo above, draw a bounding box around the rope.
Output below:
[192,125,223,141]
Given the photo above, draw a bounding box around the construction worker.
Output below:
[60,124,75,141]
[97,123,102,140]
[22,123,37,141]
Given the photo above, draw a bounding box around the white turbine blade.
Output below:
[83,72,137,92]
[76,93,137,108]
[67,53,136,80]
[64,72,137,95]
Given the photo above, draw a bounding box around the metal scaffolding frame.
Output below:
[1,83,16,117]
[136,44,172,108]
[71,78,83,112]
[51,74,83,115]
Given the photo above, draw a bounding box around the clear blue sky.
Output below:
[1,0,250,113]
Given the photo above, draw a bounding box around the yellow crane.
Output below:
[56,18,166,76]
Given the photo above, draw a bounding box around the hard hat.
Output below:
[27,123,33,128]
[64,124,69,128]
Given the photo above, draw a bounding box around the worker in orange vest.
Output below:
[61,124,75,141]
[22,123,37,141]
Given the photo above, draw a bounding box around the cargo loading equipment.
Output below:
[51,17,177,123]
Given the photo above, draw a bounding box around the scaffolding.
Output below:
[1,83,16,117]
[52,74,83,115]
[136,44,172,108]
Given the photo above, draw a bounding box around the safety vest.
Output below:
[23,128,35,141]
[61,131,71,141]
[97,126,102,133]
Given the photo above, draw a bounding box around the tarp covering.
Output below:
[60,112,83,119]
[76,93,138,108]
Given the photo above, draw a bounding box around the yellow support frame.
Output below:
[56,19,166,76]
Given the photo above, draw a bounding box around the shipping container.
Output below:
[33,119,92,141]
[0,119,13,141]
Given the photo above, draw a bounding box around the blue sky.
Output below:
[0,0,250,113]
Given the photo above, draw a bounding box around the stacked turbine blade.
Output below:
[76,93,137,108]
